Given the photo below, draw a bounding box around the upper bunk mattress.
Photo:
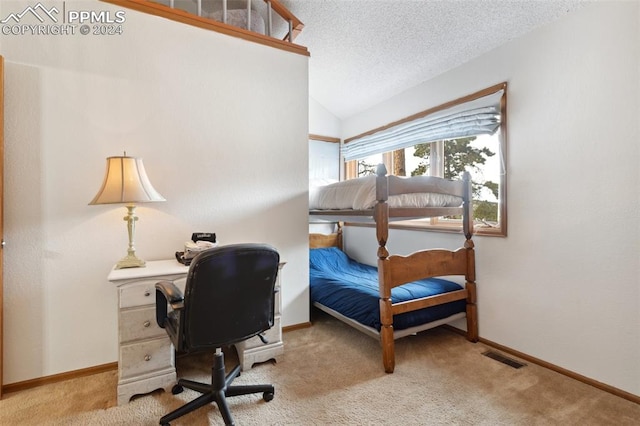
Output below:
[309,175,462,210]
[309,247,466,331]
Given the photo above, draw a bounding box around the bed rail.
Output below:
[388,174,466,197]
[391,289,468,315]
[382,248,470,288]
[100,0,307,56]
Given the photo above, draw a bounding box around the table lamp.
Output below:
[89,153,166,269]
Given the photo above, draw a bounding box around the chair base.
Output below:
[160,351,274,426]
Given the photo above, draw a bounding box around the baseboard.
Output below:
[283,321,312,332]
[2,362,117,395]
[2,324,312,397]
[442,325,639,405]
[6,325,637,406]
[479,337,639,404]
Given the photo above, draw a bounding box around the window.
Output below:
[309,135,340,183]
[343,83,507,236]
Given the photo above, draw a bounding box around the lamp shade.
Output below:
[89,155,165,205]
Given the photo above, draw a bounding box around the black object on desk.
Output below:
[177,233,217,265]
[191,232,216,243]
[175,251,191,266]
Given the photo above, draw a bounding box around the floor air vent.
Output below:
[482,351,527,369]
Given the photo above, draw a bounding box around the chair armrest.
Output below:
[155,280,184,328]
[156,280,184,305]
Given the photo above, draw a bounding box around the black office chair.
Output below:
[155,243,280,426]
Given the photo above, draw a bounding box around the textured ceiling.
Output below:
[279,0,591,119]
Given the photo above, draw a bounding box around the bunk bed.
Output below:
[309,164,478,373]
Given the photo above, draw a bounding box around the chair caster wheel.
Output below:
[263,391,274,402]
[171,385,184,395]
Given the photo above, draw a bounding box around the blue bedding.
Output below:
[310,247,466,331]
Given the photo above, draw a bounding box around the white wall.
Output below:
[1,1,309,384]
[309,96,341,138]
[341,2,639,396]
[308,97,341,235]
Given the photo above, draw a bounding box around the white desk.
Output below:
[108,259,284,405]
[108,260,189,405]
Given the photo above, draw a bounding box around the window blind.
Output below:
[342,89,504,161]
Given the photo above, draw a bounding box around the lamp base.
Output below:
[115,254,146,269]
[115,204,146,269]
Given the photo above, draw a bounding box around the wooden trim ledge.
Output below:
[2,322,640,404]
[444,325,639,405]
[283,321,312,332]
[478,336,640,405]
[309,134,341,143]
[2,324,311,394]
[2,362,117,395]
[4,326,637,406]
[100,0,309,56]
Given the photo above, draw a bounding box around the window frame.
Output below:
[343,83,508,237]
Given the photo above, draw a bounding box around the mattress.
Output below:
[309,247,466,331]
[309,175,462,210]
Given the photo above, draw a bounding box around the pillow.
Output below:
[309,176,374,210]
[351,176,377,209]
[309,247,349,271]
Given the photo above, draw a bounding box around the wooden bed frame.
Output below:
[309,164,478,373]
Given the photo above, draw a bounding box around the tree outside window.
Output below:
[346,83,507,236]
[351,132,504,235]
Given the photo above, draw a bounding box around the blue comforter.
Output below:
[310,247,466,331]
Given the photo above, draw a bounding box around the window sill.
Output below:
[345,220,506,237]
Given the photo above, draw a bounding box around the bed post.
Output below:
[462,171,479,342]
[462,171,473,241]
[375,164,395,373]
[336,221,344,250]
[464,239,478,342]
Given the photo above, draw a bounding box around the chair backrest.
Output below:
[181,243,280,352]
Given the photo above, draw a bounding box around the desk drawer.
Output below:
[119,280,157,309]
[119,277,187,309]
[120,306,165,343]
[119,338,174,381]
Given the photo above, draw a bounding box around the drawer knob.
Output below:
[144,290,151,297]
[143,320,151,328]
[144,355,152,362]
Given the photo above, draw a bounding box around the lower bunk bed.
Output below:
[309,164,478,373]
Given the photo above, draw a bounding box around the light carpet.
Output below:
[2,311,639,425]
